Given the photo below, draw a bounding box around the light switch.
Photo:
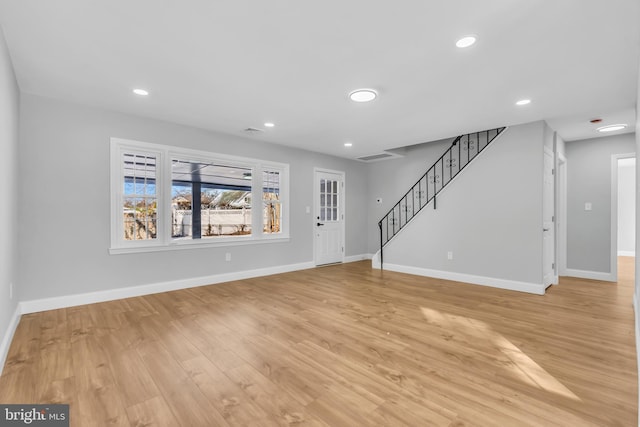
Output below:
[585,202,592,211]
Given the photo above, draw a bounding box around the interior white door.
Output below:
[557,155,567,276]
[314,170,344,266]
[543,147,555,286]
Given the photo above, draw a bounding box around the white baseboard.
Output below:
[618,251,636,257]
[19,261,315,314]
[564,268,616,282]
[344,254,372,263]
[0,304,22,375]
[378,263,545,295]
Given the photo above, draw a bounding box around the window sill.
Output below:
[109,234,290,255]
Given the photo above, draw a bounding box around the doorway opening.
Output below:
[612,154,636,284]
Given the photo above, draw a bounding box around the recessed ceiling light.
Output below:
[344,142,353,147]
[349,89,377,103]
[264,122,275,128]
[456,35,477,48]
[515,99,531,106]
[133,88,149,96]
[597,124,627,133]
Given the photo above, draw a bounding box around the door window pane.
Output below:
[320,179,339,222]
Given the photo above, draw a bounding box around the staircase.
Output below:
[377,127,506,268]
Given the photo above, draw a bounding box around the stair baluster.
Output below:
[377,127,506,268]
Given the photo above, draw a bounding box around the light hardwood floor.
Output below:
[0,258,637,426]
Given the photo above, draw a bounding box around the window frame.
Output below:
[110,138,290,254]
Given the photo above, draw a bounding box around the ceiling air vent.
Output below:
[243,127,263,134]
[357,153,395,162]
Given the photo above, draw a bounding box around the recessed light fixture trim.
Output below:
[264,122,275,128]
[344,142,353,147]
[597,124,627,133]
[456,35,477,48]
[349,89,377,103]
[515,99,531,106]
[133,88,149,96]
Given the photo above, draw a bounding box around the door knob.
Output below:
[317,222,325,226]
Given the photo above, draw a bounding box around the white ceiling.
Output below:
[0,0,638,159]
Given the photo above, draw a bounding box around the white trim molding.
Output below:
[373,258,545,295]
[563,268,616,282]
[618,251,636,257]
[20,261,314,315]
[344,254,371,263]
[0,304,22,375]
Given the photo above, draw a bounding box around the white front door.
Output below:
[543,147,556,286]
[314,169,344,266]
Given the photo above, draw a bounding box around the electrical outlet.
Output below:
[225,252,231,262]
[447,251,453,260]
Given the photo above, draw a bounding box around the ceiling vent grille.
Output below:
[357,153,395,162]
[243,127,263,134]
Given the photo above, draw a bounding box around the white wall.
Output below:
[366,138,452,254]
[17,94,369,302]
[0,27,19,366]
[565,133,636,275]
[369,122,546,292]
[618,158,636,255]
